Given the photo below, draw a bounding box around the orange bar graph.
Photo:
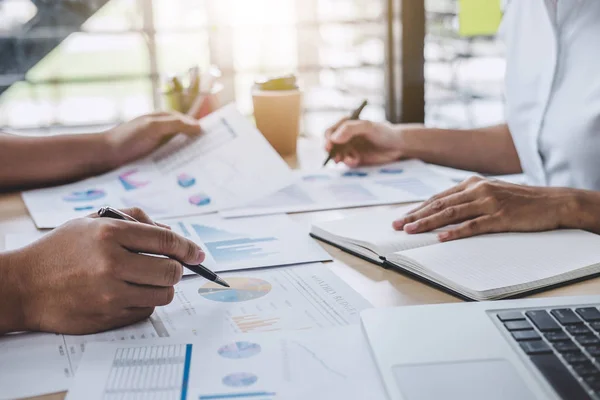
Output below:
[231,315,281,333]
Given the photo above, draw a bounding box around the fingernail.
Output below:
[392,220,403,230]
[195,248,205,263]
[439,232,450,241]
[404,222,418,233]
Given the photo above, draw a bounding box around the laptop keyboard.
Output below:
[498,306,600,400]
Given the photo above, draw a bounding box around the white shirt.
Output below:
[501,0,600,189]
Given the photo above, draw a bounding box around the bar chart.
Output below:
[192,224,279,264]
[102,344,192,400]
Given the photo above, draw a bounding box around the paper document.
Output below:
[66,326,386,400]
[22,104,292,228]
[0,264,370,399]
[5,214,331,276]
[221,159,455,218]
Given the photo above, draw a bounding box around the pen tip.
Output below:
[216,277,230,288]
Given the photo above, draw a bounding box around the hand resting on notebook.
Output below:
[393,176,600,242]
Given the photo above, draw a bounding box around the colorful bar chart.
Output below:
[231,315,281,333]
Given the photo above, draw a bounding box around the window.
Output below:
[0,0,387,136]
[0,0,506,134]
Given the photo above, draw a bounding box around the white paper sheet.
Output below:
[22,104,292,228]
[0,263,370,399]
[5,214,331,276]
[65,325,387,400]
[220,159,455,218]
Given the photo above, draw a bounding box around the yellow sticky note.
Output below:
[459,0,502,37]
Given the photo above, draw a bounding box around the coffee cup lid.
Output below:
[255,74,298,91]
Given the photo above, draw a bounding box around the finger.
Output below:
[115,251,184,287]
[86,207,158,226]
[119,207,157,226]
[405,180,471,215]
[438,216,497,242]
[124,284,176,308]
[157,222,172,230]
[330,120,375,145]
[343,148,361,168]
[325,117,350,140]
[101,221,205,265]
[393,190,478,231]
[401,202,487,234]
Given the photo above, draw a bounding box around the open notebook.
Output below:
[310,207,600,301]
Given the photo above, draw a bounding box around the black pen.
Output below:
[98,207,230,288]
[323,99,368,167]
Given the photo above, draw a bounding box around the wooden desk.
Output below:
[3,141,600,400]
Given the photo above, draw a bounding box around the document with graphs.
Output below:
[22,104,292,228]
[220,159,455,218]
[66,326,387,400]
[0,263,370,399]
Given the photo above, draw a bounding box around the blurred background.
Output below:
[0,0,505,135]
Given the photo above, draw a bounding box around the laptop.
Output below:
[361,296,600,400]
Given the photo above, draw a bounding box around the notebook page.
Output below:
[312,206,441,254]
[394,230,600,293]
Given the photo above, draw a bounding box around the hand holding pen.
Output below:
[323,100,368,167]
[98,207,229,288]
[9,207,213,335]
[323,100,407,168]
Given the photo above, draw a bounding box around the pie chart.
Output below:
[198,277,272,302]
[189,193,211,206]
[218,341,262,359]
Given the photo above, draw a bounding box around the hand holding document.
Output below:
[22,105,293,228]
[66,326,387,400]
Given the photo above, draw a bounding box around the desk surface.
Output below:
[2,139,600,400]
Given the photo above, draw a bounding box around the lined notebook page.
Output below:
[312,206,441,253]
[395,230,600,292]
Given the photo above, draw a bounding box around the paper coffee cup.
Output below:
[252,89,302,156]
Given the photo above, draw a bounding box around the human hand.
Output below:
[324,118,421,167]
[105,111,201,167]
[392,177,576,242]
[14,208,205,335]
